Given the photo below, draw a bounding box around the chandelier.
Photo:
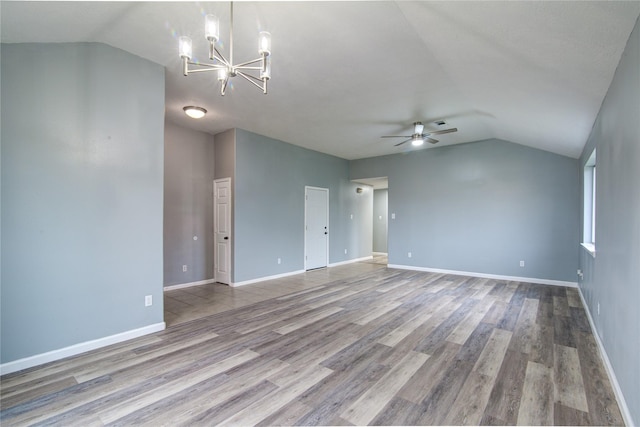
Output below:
[178,2,271,96]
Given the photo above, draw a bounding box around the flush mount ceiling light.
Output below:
[178,1,271,96]
[183,106,207,119]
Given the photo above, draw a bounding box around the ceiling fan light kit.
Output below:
[179,2,271,96]
[382,121,458,148]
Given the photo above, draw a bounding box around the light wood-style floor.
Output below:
[0,260,623,426]
[164,258,387,327]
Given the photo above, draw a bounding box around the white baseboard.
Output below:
[372,252,388,256]
[577,287,634,427]
[230,256,375,287]
[328,256,373,267]
[0,322,166,376]
[387,264,578,288]
[231,270,306,287]
[164,278,216,291]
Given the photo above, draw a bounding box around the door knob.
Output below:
[224,236,229,240]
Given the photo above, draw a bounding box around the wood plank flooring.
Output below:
[0,262,624,426]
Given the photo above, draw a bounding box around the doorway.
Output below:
[305,186,329,270]
[214,178,231,284]
[373,188,388,256]
[352,177,388,265]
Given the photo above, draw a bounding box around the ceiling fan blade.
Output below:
[394,139,411,147]
[426,127,457,136]
[426,137,439,144]
[381,135,411,138]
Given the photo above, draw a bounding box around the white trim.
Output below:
[577,287,634,427]
[387,264,578,288]
[0,322,166,375]
[372,252,388,256]
[581,242,596,258]
[230,269,306,287]
[164,278,216,291]
[230,256,375,286]
[328,256,373,267]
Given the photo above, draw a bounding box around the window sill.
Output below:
[581,243,596,258]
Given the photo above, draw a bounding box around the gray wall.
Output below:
[234,129,372,283]
[214,129,236,181]
[164,122,215,287]
[351,139,579,282]
[1,43,165,363]
[578,16,640,425]
[214,128,236,279]
[373,189,388,253]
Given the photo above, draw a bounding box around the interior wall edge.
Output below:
[163,279,216,291]
[387,264,578,288]
[0,322,166,376]
[577,286,634,427]
[328,255,373,268]
[229,269,307,288]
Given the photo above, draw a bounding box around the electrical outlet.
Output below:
[408,252,412,258]
[350,214,353,220]
[182,265,187,272]
[145,295,152,307]
[597,302,600,316]
[519,260,525,267]
[391,213,396,219]
[344,249,347,254]
[277,258,281,264]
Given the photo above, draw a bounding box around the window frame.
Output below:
[582,150,596,257]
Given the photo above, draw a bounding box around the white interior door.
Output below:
[305,186,329,270]
[214,178,231,284]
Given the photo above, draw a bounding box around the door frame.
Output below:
[304,186,329,270]
[214,177,232,284]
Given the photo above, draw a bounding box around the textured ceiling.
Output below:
[2,1,639,160]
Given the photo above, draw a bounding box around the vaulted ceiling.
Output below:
[2,1,639,160]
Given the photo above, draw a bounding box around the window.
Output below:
[582,150,596,256]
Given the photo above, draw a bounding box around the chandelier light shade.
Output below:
[178,36,193,59]
[205,14,220,42]
[258,31,271,55]
[179,2,271,96]
[183,106,207,119]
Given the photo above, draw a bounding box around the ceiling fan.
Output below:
[381,121,458,147]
